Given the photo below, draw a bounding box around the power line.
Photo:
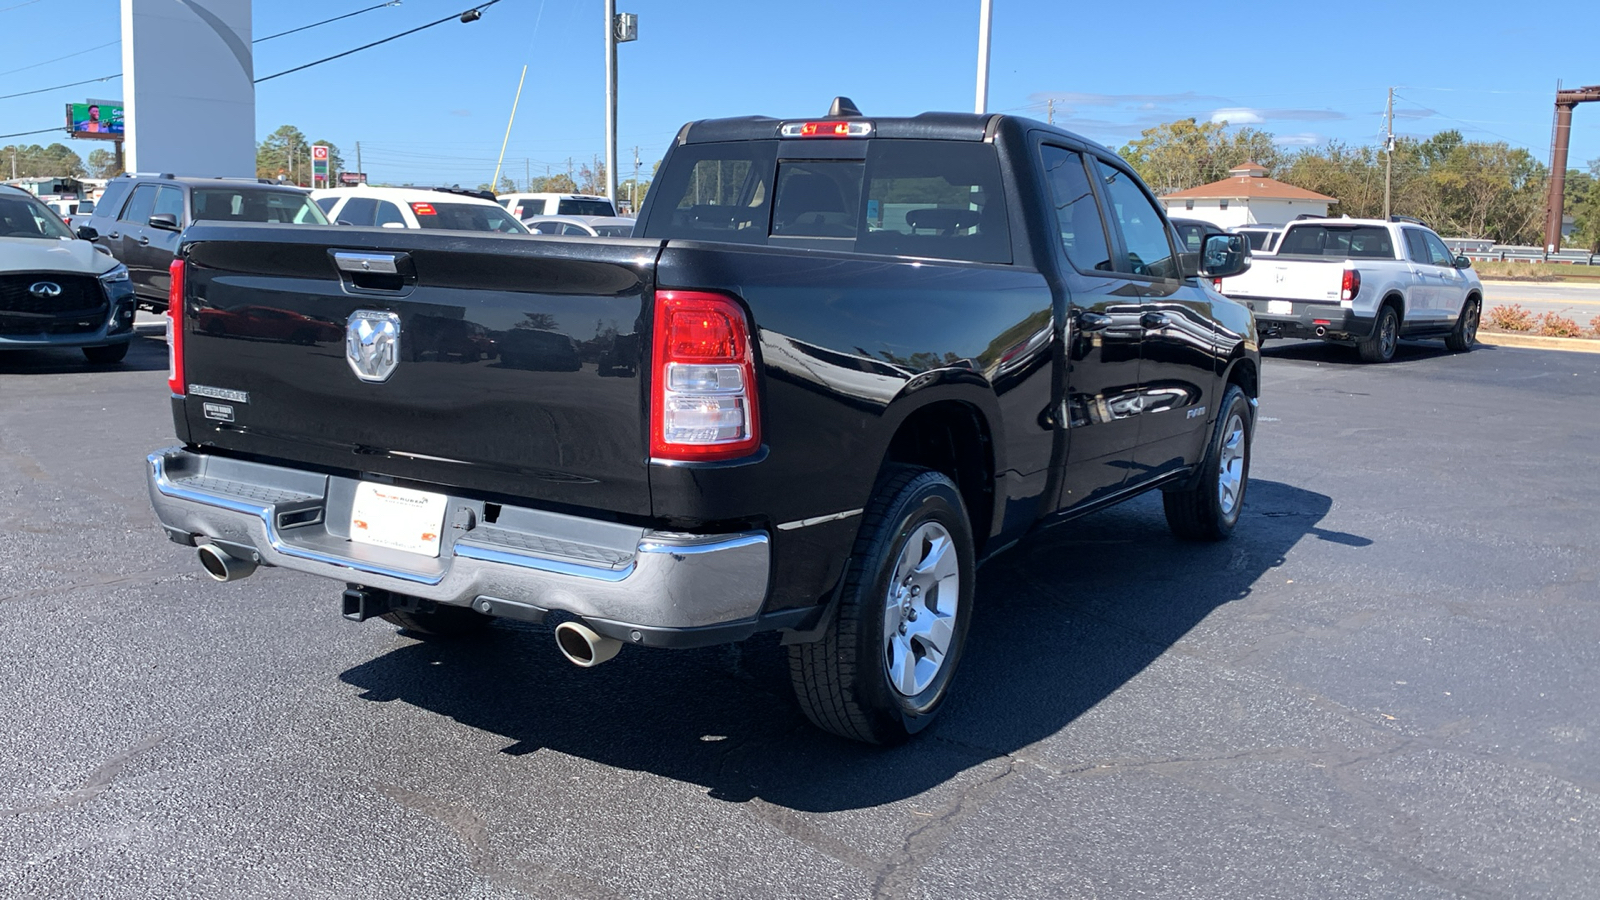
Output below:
[0,126,63,140]
[255,0,502,84]
[0,74,120,102]
[0,39,119,77]
[0,0,45,12]
[254,0,402,43]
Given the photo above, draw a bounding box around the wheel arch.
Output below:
[877,393,998,556]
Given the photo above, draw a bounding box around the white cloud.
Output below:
[1273,132,1325,147]
[1211,108,1264,125]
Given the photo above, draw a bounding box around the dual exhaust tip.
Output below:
[197,544,256,582]
[196,545,624,667]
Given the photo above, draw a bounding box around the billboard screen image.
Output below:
[67,102,124,139]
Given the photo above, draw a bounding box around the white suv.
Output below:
[312,186,528,234]
[498,193,616,220]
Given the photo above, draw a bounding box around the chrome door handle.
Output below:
[108,231,120,239]
[138,236,150,246]
[1140,311,1168,329]
[1077,311,1113,332]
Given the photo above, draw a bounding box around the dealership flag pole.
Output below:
[974,0,992,114]
[492,64,528,194]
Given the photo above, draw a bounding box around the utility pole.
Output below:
[525,158,530,192]
[1383,87,1394,220]
[1047,98,1054,125]
[356,141,362,182]
[974,0,993,114]
[631,145,640,213]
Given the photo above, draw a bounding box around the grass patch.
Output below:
[1473,260,1600,283]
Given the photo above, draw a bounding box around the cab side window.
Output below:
[1423,232,1457,268]
[1094,160,1178,279]
[1039,146,1113,274]
[374,201,404,227]
[120,184,158,224]
[1403,229,1430,263]
[152,186,184,223]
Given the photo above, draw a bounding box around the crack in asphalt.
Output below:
[0,733,165,818]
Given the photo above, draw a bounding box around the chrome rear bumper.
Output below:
[146,447,773,644]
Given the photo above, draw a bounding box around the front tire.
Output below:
[1164,385,1251,541]
[1445,297,1479,352]
[82,342,129,365]
[789,467,975,744]
[1357,305,1399,363]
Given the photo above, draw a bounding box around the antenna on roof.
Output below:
[828,97,862,117]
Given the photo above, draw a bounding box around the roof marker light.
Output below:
[780,121,873,139]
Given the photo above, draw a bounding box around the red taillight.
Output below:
[650,290,760,461]
[1212,277,1223,289]
[1341,268,1361,302]
[167,257,185,395]
[411,202,437,216]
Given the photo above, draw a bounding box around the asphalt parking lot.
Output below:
[1,329,1597,899]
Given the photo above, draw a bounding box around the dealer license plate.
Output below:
[1267,300,1293,315]
[349,482,448,557]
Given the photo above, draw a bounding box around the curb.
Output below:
[1476,331,1600,354]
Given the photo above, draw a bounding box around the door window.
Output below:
[1040,146,1113,273]
[1423,232,1456,268]
[1093,160,1178,279]
[152,186,184,222]
[338,197,378,227]
[97,181,132,219]
[374,201,405,227]
[120,184,158,224]
[1403,229,1430,263]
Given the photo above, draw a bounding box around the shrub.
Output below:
[1591,314,1600,338]
[1485,304,1535,331]
[1536,312,1583,338]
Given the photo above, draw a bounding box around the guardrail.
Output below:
[1444,241,1599,266]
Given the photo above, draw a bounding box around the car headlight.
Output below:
[99,264,131,285]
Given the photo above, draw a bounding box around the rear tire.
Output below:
[1357,305,1399,363]
[788,466,975,744]
[82,342,129,365]
[1445,297,1479,352]
[381,605,492,637]
[1164,385,1251,541]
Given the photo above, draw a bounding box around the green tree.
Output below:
[1563,161,1599,251]
[2,143,87,178]
[86,148,121,178]
[1119,118,1283,195]
[256,125,343,186]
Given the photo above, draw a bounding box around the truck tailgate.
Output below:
[1220,256,1348,304]
[178,225,659,516]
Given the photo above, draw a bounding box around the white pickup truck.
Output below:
[1216,217,1483,362]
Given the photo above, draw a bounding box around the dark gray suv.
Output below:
[78,175,328,311]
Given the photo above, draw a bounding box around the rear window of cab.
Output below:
[640,139,1011,264]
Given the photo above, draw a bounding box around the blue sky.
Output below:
[3,0,1598,187]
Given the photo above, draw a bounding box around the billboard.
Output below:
[67,101,124,139]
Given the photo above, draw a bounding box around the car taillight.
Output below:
[650,290,760,461]
[1212,277,1223,289]
[1341,268,1361,302]
[167,257,185,395]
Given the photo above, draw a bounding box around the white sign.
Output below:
[349,482,448,557]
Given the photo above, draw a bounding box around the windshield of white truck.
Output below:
[1278,225,1395,259]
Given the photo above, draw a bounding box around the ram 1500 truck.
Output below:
[1216,216,1483,362]
[146,101,1259,743]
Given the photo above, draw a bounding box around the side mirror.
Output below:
[147,213,181,231]
[1454,255,1472,269]
[75,224,99,241]
[1198,233,1251,279]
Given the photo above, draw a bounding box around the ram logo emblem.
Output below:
[346,310,401,383]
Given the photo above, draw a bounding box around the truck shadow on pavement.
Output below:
[1261,338,1464,365]
[339,479,1355,813]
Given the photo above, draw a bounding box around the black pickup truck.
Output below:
[146,101,1258,743]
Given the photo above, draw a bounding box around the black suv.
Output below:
[78,175,329,311]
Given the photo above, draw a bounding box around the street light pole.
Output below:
[974,0,992,114]
[604,0,617,207]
